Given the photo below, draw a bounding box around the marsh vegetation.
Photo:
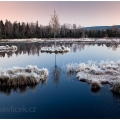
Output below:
[1,41,120,118]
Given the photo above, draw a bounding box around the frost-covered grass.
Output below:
[66,63,78,73]
[110,78,120,93]
[0,65,49,86]
[66,60,120,93]
[0,45,17,52]
[91,80,102,89]
[41,46,70,53]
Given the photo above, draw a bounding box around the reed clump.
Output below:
[41,46,70,53]
[0,65,49,87]
[66,60,120,94]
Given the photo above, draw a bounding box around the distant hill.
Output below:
[84,25,120,30]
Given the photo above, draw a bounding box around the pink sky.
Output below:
[0,1,120,27]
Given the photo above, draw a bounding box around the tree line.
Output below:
[0,19,120,39]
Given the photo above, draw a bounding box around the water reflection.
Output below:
[0,84,38,96]
[91,87,101,94]
[51,54,61,87]
[0,79,48,96]
[67,71,76,80]
[71,43,85,52]
[1,41,120,94]
[71,43,120,52]
[0,42,120,57]
[112,92,120,100]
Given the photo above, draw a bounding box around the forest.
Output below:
[0,19,120,39]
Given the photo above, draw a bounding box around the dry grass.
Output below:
[0,45,17,51]
[66,60,120,94]
[91,80,102,89]
[0,65,49,87]
[110,80,120,93]
[41,46,70,53]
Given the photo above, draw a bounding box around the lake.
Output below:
[0,41,120,119]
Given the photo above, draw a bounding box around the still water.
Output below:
[0,42,120,118]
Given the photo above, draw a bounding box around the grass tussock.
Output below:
[0,65,49,87]
[0,45,17,52]
[91,80,102,89]
[110,80,120,93]
[41,46,70,53]
[66,60,120,94]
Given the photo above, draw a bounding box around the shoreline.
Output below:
[0,38,120,44]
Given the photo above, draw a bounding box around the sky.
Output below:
[0,1,120,27]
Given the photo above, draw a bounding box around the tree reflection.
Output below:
[51,54,61,87]
[0,42,120,58]
[112,44,118,51]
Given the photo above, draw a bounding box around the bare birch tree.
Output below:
[49,10,60,47]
